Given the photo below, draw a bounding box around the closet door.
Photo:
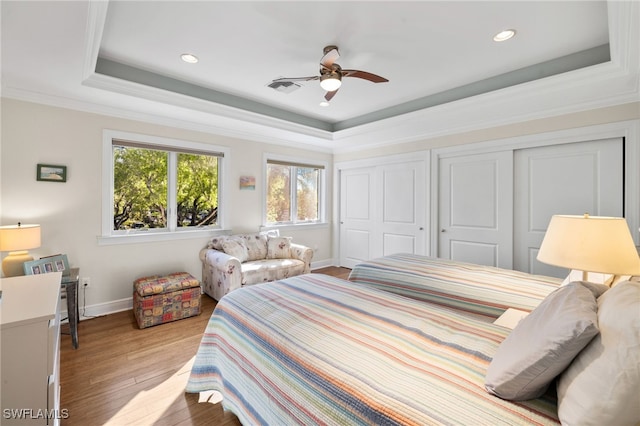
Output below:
[339,160,427,268]
[438,151,513,268]
[513,138,623,277]
[339,167,376,268]
[380,162,426,257]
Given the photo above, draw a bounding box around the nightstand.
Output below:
[61,267,79,349]
[493,308,529,329]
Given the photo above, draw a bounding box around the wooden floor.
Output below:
[60,267,351,425]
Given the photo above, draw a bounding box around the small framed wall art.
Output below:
[239,175,256,190]
[37,164,67,182]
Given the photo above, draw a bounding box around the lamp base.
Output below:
[2,251,34,277]
[610,274,632,287]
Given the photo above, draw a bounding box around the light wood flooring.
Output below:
[60,267,351,425]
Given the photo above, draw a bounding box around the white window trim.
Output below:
[99,130,231,245]
[263,153,328,227]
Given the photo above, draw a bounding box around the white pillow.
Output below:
[260,229,280,238]
[207,235,227,251]
[240,233,268,261]
[557,281,640,426]
[221,239,248,262]
[267,236,292,259]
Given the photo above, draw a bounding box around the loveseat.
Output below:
[200,231,313,300]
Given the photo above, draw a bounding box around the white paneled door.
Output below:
[513,138,623,277]
[380,163,426,257]
[438,151,514,268]
[340,167,375,268]
[340,161,426,268]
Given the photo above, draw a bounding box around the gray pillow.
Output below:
[557,281,640,425]
[484,281,608,400]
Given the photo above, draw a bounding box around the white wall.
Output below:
[0,99,333,316]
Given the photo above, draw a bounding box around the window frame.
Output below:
[263,153,328,228]
[100,130,230,245]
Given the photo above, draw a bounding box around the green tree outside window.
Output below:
[113,145,218,231]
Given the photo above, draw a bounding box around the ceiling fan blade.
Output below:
[320,46,340,70]
[324,88,339,102]
[272,76,320,83]
[342,70,389,83]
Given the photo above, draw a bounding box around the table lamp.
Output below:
[537,214,640,285]
[0,223,41,277]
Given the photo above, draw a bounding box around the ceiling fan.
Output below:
[271,45,389,102]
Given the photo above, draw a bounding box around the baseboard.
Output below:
[79,262,336,320]
[80,297,133,321]
[310,259,334,270]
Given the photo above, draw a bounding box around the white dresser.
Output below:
[1,272,63,425]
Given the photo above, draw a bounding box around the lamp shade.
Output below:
[0,224,41,251]
[537,214,640,276]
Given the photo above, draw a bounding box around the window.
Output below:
[265,157,326,225]
[102,131,228,243]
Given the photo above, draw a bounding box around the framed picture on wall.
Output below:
[37,164,67,182]
[239,175,255,190]
[23,254,70,275]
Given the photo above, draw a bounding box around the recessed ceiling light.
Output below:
[319,101,330,107]
[493,29,516,42]
[181,53,199,64]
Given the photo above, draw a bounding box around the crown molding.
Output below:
[0,84,336,153]
[81,0,108,82]
[330,64,639,153]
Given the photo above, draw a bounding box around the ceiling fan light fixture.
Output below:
[180,53,199,64]
[493,29,516,42]
[320,73,342,91]
[273,45,387,101]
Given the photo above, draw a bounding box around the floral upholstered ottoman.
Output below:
[133,272,201,329]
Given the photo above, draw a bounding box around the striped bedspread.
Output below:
[348,254,562,319]
[186,274,559,425]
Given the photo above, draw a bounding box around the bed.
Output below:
[186,255,639,425]
[346,253,561,318]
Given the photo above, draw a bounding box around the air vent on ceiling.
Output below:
[268,80,301,94]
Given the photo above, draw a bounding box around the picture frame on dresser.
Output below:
[23,254,70,275]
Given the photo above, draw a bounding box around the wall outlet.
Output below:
[81,277,91,288]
